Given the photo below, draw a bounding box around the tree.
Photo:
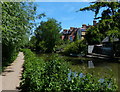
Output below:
[80,1,120,19]
[28,36,37,50]
[79,1,120,43]
[1,2,39,63]
[85,26,103,45]
[34,18,62,52]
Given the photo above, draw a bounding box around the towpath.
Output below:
[0,52,24,92]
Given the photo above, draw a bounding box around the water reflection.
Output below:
[37,53,120,89]
[88,61,94,68]
[62,55,120,91]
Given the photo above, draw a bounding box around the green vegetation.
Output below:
[20,49,117,92]
[85,26,103,45]
[2,2,119,91]
[2,2,33,68]
[79,1,120,44]
[20,49,69,92]
[33,18,62,53]
[28,36,37,50]
[2,2,44,69]
[63,40,87,56]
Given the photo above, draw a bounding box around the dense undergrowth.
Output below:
[2,51,18,72]
[20,49,117,92]
[63,40,87,56]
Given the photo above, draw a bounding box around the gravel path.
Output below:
[1,52,24,91]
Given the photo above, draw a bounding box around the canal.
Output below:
[37,53,120,91]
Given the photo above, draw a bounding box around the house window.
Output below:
[69,36,73,42]
[81,29,86,31]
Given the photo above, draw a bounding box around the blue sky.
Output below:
[34,2,96,30]
[35,0,95,2]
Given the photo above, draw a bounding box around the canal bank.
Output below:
[37,53,120,91]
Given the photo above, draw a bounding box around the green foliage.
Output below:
[20,49,69,92]
[2,2,38,68]
[66,72,117,92]
[106,27,120,42]
[79,2,120,19]
[85,26,103,45]
[63,40,87,56]
[20,49,45,92]
[79,2,120,45]
[20,49,117,92]
[28,36,37,50]
[34,18,62,53]
[53,39,65,52]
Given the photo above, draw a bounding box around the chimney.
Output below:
[70,27,74,30]
[82,24,87,29]
[93,20,97,26]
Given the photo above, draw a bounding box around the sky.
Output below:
[35,0,95,2]
[34,2,97,30]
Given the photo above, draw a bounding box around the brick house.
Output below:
[61,20,97,41]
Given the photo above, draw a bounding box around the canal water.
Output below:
[37,53,120,90]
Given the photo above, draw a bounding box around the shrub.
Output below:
[63,40,87,56]
[2,44,19,71]
[20,49,117,92]
[20,49,69,92]
[65,71,117,92]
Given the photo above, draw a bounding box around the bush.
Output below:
[20,49,117,92]
[63,40,87,56]
[66,71,117,92]
[20,49,69,92]
[2,43,19,71]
